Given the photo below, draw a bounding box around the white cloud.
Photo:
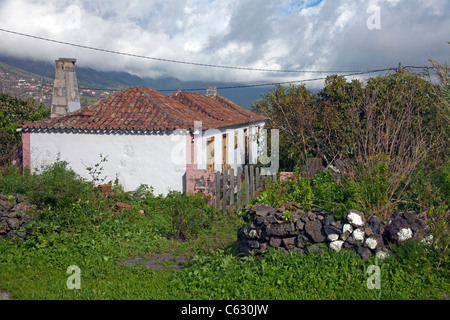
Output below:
[0,0,448,87]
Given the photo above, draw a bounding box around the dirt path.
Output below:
[0,288,11,300]
[118,247,190,271]
[0,248,189,300]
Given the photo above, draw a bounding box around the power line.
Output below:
[179,68,399,91]
[30,66,431,93]
[0,27,414,74]
[70,66,429,92]
[76,68,399,92]
[0,28,432,93]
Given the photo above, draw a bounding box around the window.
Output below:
[243,128,248,164]
[206,136,214,170]
[248,127,253,164]
[222,133,228,172]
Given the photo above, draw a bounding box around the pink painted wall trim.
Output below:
[185,132,216,204]
[279,172,295,181]
[22,131,31,169]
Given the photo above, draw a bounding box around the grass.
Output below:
[171,247,449,300]
[0,162,448,300]
[1,211,448,300]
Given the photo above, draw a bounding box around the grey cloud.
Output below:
[0,0,447,86]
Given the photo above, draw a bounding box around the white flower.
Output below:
[421,235,434,245]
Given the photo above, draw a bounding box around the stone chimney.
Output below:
[206,85,217,97]
[51,58,81,118]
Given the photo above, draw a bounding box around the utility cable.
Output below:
[0,27,422,74]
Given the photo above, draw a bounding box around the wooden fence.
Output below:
[213,158,323,214]
[214,165,276,214]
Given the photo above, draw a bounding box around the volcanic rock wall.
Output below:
[0,194,36,240]
[238,204,431,259]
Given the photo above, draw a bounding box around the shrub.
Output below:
[426,205,450,270]
[343,153,391,218]
[155,191,220,240]
[391,240,433,274]
[0,93,49,166]
[252,169,360,219]
[0,160,92,210]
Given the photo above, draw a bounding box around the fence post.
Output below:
[222,168,228,215]
[244,165,249,205]
[255,166,260,194]
[250,165,255,201]
[237,166,242,208]
[229,167,234,211]
[215,171,220,210]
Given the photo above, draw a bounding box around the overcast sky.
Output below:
[0,0,448,88]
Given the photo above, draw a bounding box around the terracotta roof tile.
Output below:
[21,86,267,132]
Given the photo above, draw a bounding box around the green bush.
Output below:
[391,240,433,274]
[426,205,450,270]
[402,162,450,212]
[156,191,220,240]
[117,189,222,241]
[0,160,92,210]
[253,170,359,218]
[0,93,50,166]
[346,153,391,217]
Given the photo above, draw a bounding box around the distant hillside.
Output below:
[0,55,275,107]
[0,61,51,82]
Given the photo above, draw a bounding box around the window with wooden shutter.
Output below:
[243,128,248,163]
[206,136,214,170]
[222,133,228,173]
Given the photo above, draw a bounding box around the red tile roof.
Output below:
[168,91,267,127]
[21,86,267,132]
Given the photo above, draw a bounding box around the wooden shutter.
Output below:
[206,136,214,170]
[222,133,228,172]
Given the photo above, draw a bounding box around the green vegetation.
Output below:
[0,62,448,300]
[80,95,99,107]
[0,93,49,166]
[252,62,449,218]
[0,161,240,299]
[253,169,358,219]
[169,247,448,300]
[0,160,448,300]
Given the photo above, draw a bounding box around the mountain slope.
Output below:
[0,55,272,107]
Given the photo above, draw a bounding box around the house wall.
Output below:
[27,131,187,195]
[194,121,265,174]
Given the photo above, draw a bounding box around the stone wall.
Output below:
[238,204,431,259]
[0,194,37,240]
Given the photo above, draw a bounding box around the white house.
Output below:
[20,86,267,195]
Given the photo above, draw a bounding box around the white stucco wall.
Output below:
[194,122,266,174]
[29,131,187,196]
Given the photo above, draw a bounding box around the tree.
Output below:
[316,75,363,164]
[251,64,449,217]
[0,93,49,166]
[251,84,317,171]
